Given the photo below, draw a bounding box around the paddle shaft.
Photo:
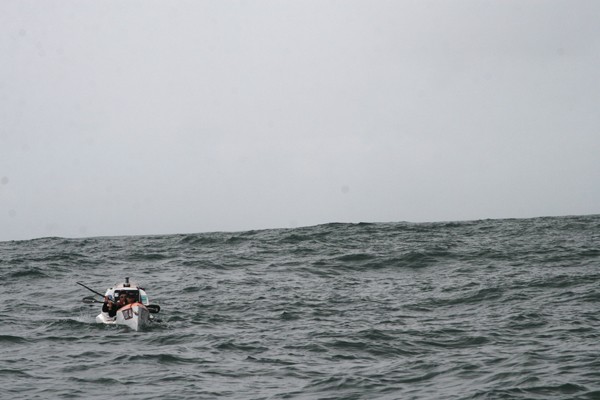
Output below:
[76,281,105,298]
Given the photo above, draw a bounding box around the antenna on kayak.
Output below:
[124,277,130,287]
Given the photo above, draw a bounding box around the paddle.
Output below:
[146,304,161,314]
[78,281,161,313]
[83,296,160,313]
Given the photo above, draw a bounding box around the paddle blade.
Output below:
[82,296,102,304]
[146,304,161,314]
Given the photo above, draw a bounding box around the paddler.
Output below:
[102,291,127,318]
[126,292,138,305]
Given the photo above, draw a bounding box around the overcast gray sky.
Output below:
[1,0,599,241]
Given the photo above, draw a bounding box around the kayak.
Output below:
[94,278,154,331]
[96,302,150,331]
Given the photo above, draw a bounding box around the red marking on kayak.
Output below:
[119,302,147,311]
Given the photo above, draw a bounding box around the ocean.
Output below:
[1,215,599,399]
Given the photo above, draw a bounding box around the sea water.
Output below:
[1,215,599,399]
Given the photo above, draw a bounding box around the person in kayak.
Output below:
[102,291,127,317]
[126,292,138,305]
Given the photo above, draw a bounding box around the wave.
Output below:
[1,266,50,280]
[0,335,29,344]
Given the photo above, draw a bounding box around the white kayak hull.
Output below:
[96,303,150,331]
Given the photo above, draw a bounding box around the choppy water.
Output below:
[1,215,599,399]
